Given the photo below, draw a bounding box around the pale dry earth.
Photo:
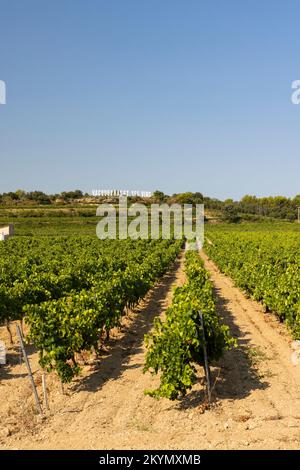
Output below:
[1,251,300,450]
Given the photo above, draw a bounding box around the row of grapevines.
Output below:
[24,239,182,382]
[0,237,174,325]
[143,251,234,400]
[205,232,300,337]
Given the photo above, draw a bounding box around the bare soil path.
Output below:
[1,251,300,450]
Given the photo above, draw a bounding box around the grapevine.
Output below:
[144,251,234,400]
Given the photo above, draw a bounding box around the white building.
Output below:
[0,224,14,241]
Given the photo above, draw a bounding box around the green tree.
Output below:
[152,190,167,203]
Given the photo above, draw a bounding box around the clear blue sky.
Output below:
[0,0,300,200]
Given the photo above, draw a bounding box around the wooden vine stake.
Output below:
[16,324,43,415]
[42,374,49,411]
[6,320,13,345]
[199,310,212,405]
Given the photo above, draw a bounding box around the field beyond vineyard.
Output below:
[1,217,300,449]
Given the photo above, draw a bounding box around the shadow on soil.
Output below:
[212,284,269,399]
[0,346,29,381]
[71,257,183,394]
[0,327,37,381]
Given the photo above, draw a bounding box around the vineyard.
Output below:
[1,222,300,450]
[2,0,300,454]
[205,231,300,337]
[0,237,182,381]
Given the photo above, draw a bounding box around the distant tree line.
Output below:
[0,189,86,205]
[0,189,300,221]
[151,191,300,222]
[217,195,300,222]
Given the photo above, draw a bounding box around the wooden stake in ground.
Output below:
[6,320,13,344]
[199,310,212,404]
[16,324,43,415]
[42,374,49,411]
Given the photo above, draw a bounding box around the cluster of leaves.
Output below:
[19,238,182,382]
[143,251,234,400]
[205,232,300,337]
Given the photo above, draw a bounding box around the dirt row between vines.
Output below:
[1,251,300,449]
